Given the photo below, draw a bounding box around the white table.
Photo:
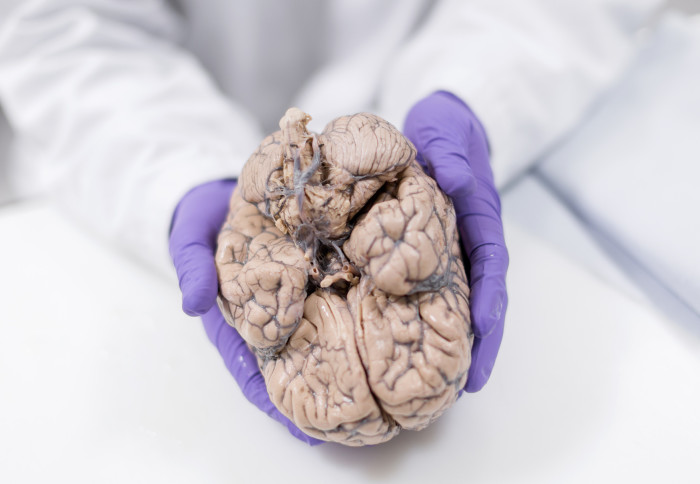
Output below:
[1,195,698,483]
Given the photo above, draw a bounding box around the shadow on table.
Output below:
[318,413,446,479]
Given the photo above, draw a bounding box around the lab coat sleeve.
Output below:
[0,0,263,276]
[379,0,662,187]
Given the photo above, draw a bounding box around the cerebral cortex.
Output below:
[215,108,473,446]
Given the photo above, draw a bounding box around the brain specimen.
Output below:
[215,108,473,446]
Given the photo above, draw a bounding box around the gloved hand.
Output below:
[169,179,322,445]
[404,91,509,392]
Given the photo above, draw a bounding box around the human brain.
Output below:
[215,108,473,446]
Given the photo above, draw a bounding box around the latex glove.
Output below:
[404,91,509,392]
[169,179,322,445]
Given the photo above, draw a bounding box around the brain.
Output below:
[215,108,473,446]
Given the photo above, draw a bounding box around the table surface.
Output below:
[1,195,698,484]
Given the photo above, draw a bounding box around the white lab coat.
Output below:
[0,0,662,274]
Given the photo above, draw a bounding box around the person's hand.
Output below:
[404,91,509,392]
[169,179,322,445]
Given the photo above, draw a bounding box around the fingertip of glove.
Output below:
[464,314,505,393]
[182,290,216,316]
[182,306,200,317]
[472,287,506,338]
[179,266,220,316]
[182,304,207,317]
[464,361,493,393]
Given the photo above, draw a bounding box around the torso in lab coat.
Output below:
[176,0,432,132]
[0,0,430,204]
[0,0,656,270]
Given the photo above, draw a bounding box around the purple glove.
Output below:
[169,179,322,445]
[404,91,509,392]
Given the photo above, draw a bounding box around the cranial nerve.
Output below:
[215,108,473,446]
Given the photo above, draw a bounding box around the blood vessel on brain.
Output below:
[215,108,473,446]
